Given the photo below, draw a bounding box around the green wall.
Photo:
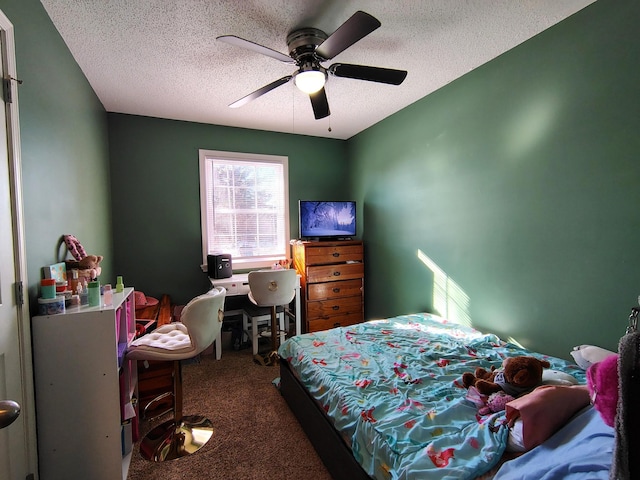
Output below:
[108,113,348,305]
[0,0,113,307]
[349,0,640,359]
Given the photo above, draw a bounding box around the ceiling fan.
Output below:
[217,11,408,120]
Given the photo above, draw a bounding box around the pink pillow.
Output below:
[586,354,618,427]
[505,385,590,450]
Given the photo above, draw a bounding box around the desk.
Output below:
[209,272,302,356]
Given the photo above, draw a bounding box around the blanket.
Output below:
[279,313,584,480]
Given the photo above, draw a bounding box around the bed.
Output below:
[278,313,614,480]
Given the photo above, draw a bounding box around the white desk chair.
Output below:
[243,302,287,356]
[126,287,225,461]
[248,269,296,366]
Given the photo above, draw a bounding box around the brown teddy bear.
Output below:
[65,254,103,281]
[462,356,550,397]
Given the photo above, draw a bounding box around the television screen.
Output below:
[299,200,356,240]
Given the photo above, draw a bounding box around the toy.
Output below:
[478,391,515,415]
[570,344,616,370]
[586,354,618,427]
[462,356,551,397]
[465,386,515,415]
[61,234,103,281]
[63,234,87,261]
[65,254,103,281]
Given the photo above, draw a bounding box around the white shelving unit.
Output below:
[32,287,138,480]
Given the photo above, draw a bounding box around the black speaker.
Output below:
[207,254,232,279]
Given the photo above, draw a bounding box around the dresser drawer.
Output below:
[307,262,364,283]
[304,244,363,265]
[307,296,362,319]
[307,312,364,332]
[308,279,362,301]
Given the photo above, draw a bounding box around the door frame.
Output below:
[0,9,38,478]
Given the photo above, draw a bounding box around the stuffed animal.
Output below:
[478,391,515,415]
[61,234,103,281]
[65,254,103,280]
[462,356,551,397]
[586,354,618,427]
[571,344,616,370]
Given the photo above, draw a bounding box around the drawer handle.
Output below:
[332,252,340,257]
[332,287,340,293]
[332,305,340,311]
[333,271,341,277]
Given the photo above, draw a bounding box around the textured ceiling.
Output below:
[40,0,596,140]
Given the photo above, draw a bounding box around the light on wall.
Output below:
[294,66,326,94]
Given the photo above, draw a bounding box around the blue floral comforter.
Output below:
[278,313,584,480]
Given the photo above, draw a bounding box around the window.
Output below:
[199,149,289,270]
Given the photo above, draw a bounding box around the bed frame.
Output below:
[279,358,371,480]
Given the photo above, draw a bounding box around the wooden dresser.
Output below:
[292,240,364,333]
[136,294,174,418]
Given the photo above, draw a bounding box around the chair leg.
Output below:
[278,310,286,345]
[174,360,183,423]
[251,314,259,355]
[242,311,249,344]
[270,305,278,353]
[254,306,281,366]
[267,305,280,365]
[139,360,214,461]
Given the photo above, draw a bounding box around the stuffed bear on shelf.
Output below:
[65,254,103,281]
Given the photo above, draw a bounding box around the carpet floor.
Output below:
[127,349,333,480]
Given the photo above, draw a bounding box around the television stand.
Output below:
[292,240,364,333]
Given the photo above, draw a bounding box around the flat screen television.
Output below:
[299,200,357,240]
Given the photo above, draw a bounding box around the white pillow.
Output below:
[570,345,616,370]
[542,369,579,386]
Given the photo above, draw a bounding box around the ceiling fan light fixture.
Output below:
[220,11,406,120]
[294,68,326,94]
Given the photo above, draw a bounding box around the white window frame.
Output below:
[199,149,290,271]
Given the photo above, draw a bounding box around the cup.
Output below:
[103,284,113,306]
[40,278,56,299]
[88,281,100,307]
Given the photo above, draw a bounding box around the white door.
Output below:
[0,11,36,480]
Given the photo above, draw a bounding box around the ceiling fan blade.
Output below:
[309,88,330,119]
[229,76,292,108]
[315,11,381,60]
[329,63,407,85]
[217,35,295,64]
